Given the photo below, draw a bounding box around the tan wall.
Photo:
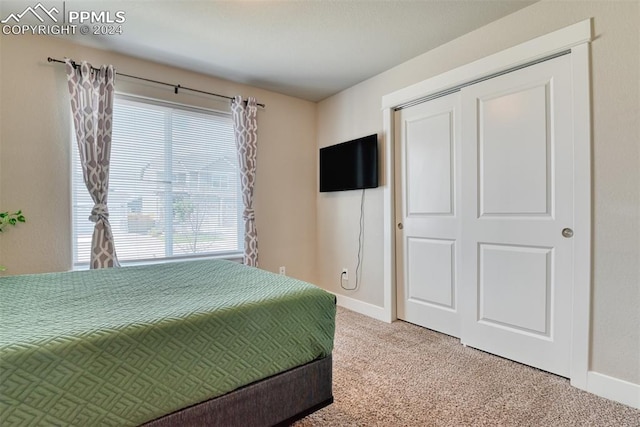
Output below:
[317,0,639,384]
[0,34,318,283]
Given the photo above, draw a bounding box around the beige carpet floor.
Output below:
[294,307,640,427]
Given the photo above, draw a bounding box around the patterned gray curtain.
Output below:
[66,59,120,269]
[231,96,259,267]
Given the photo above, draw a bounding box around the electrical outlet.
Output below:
[342,268,348,280]
[279,266,286,275]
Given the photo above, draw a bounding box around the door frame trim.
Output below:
[381,19,592,389]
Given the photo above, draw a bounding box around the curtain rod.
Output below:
[47,57,265,108]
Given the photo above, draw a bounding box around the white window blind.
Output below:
[72,95,243,267]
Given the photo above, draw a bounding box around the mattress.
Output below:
[0,260,336,426]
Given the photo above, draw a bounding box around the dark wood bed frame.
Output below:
[143,355,332,427]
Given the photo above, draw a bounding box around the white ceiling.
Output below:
[2,1,537,101]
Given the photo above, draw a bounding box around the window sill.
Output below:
[73,253,243,271]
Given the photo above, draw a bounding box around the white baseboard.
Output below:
[587,371,640,409]
[332,293,390,323]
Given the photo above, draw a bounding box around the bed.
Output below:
[0,260,336,426]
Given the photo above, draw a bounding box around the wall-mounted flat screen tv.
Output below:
[319,134,378,192]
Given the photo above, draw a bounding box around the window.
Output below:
[72,95,243,267]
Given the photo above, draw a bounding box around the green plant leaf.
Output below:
[0,210,26,231]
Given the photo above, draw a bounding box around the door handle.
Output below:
[397,223,403,230]
[562,228,573,238]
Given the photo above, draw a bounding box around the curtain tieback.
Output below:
[243,208,255,221]
[89,204,109,223]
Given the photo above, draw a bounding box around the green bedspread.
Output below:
[0,260,335,426]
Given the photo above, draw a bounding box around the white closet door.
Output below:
[459,54,574,376]
[395,92,462,337]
